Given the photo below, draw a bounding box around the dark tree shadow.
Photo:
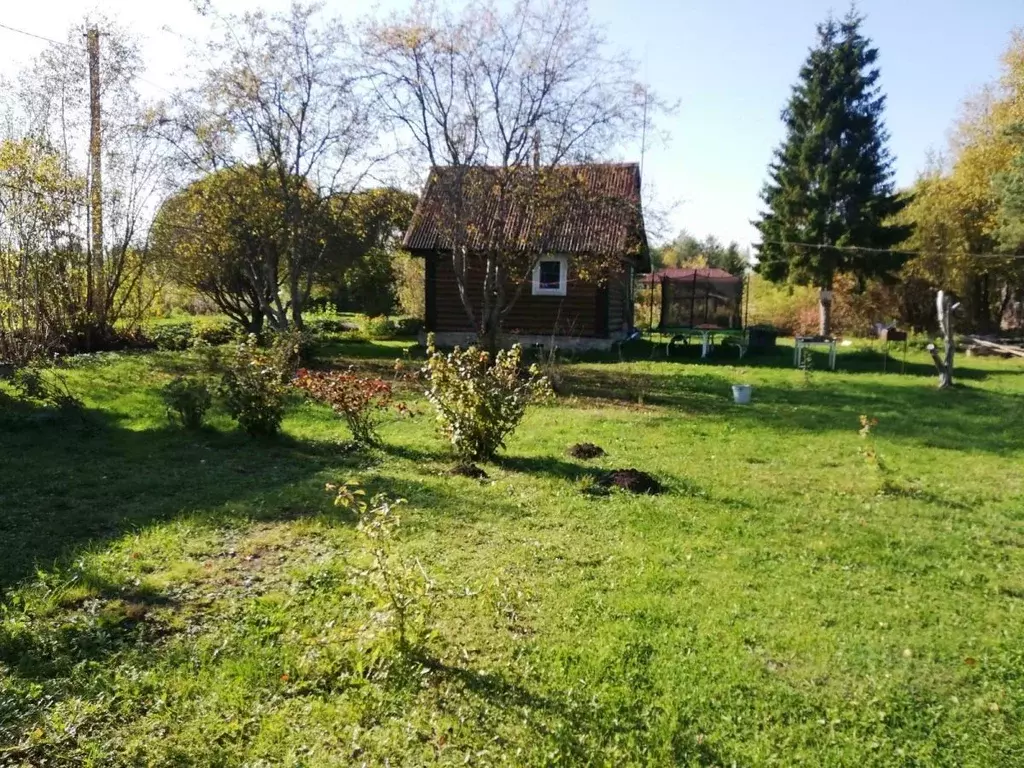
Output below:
[0,404,377,590]
[498,454,605,483]
[0,571,183,681]
[411,650,725,765]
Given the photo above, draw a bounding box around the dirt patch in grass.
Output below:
[449,463,489,479]
[568,442,606,460]
[598,469,663,495]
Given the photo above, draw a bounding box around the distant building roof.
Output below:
[402,163,648,260]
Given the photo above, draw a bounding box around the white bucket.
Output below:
[731,384,753,405]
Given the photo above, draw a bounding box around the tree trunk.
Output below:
[929,290,957,389]
[818,288,833,337]
[478,255,502,359]
[248,310,265,335]
[289,271,305,331]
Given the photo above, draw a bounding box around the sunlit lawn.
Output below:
[1,338,1023,766]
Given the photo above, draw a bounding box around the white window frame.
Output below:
[532,255,568,297]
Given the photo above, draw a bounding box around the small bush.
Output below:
[330,483,436,654]
[149,321,195,351]
[293,368,398,445]
[305,304,353,336]
[11,366,82,412]
[149,318,235,350]
[421,339,552,461]
[305,316,350,336]
[192,319,236,346]
[267,329,313,375]
[395,317,424,337]
[359,315,398,340]
[219,335,290,437]
[161,376,212,429]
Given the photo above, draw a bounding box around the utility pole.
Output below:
[86,26,103,325]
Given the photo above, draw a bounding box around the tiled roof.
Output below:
[402,163,647,258]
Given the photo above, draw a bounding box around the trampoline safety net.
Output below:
[651,268,744,329]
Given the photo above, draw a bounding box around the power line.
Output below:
[760,238,1024,261]
[0,21,79,50]
[0,20,182,100]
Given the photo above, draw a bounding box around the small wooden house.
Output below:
[402,163,649,350]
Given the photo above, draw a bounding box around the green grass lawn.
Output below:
[2,339,1023,766]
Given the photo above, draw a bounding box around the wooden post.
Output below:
[87,27,104,326]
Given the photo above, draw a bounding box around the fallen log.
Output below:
[963,336,1024,359]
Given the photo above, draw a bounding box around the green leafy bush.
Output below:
[149,321,195,351]
[193,319,236,346]
[359,315,398,339]
[395,317,424,337]
[305,316,350,336]
[219,335,290,437]
[421,339,552,461]
[266,329,312,376]
[305,304,353,336]
[149,318,235,350]
[161,376,212,429]
[330,483,436,654]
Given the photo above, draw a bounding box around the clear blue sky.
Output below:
[2,0,1023,247]
[587,0,1024,246]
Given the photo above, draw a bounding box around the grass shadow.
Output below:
[0,403,364,590]
[498,454,605,484]
[414,651,724,765]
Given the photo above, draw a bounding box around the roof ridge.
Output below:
[429,161,640,172]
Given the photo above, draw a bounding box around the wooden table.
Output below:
[794,336,837,370]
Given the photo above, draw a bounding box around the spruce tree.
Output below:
[997,126,1024,250]
[753,10,911,335]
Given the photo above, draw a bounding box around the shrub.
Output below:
[293,368,398,445]
[421,339,552,461]
[161,376,212,429]
[267,329,313,376]
[359,315,398,340]
[330,483,435,654]
[149,321,195,351]
[9,365,82,413]
[149,318,235,350]
[305,303,352,336]
[305,316,350,336]
[395,317,424,337]
[219,335,290,437]
[192,318,236,346]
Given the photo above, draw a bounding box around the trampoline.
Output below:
[640,267,746,358]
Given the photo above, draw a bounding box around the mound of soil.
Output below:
[449,463,489,479]
[568,442,606,460]
[598,468,663,495]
